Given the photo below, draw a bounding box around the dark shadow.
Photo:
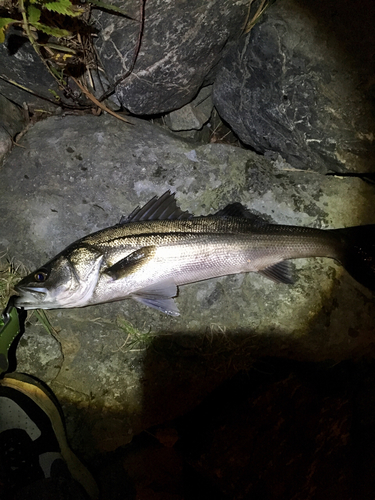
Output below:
[6,34,28,56]
[64,330,375,499]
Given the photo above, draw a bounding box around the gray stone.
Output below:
[164,86,213,132]
[0,114,374,456]
[213,0,375,173]
[0,94,26,163]
[93,0,249,114]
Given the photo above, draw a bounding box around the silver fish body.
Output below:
[14,191,375,315]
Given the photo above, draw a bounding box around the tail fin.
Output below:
[333,225,375,291]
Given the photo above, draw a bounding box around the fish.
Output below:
[14,191,375,315]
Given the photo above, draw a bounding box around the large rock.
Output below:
[213,0,375,173]
[0,114,374,456]
[93,0,249,114]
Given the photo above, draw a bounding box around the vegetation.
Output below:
[115,316,157,351]
[0,254,23,309]
[243,0,273,34]
[0,0,134,111]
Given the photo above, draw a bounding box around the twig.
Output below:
[241,0,255,35]
[0,73,93,110]
[19,0,42,57]
[243,0,269,34]
[72,77,133,124]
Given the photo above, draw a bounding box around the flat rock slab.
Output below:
[0,114,374,455]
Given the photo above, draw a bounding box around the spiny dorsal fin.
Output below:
[259,261,294,284]
[119,191,192,224]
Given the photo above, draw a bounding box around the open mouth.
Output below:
[14,285,47,308]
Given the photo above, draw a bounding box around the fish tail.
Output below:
[333,225,375,291]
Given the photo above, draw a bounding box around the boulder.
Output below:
[213,0,375,173]
[93,0,249,114]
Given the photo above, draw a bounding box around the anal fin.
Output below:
[259,261,294,284]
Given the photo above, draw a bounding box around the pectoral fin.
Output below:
[131,281,180,316]
[105,247,156,280]
[259,261,294,284]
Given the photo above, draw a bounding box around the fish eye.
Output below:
[34,270,48,282]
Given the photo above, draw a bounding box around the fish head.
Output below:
[15,246,104,310]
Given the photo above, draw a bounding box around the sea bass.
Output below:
[15,191,375,315]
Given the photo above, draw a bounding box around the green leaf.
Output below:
[43,0,84,17]
[48,69,66,86]
[43,42,76,53]
[48,86,62,98]
[0,18,17,43]
[88,0,133,18]
[27,5,41,24]
[32,22,71,37]
[0,17,17,29]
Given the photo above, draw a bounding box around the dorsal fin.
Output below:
[215,203,268,226]
[119,191,192,224]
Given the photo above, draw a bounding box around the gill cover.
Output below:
[15,247,103,309]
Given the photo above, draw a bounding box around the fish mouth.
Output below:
[14,285,47,309]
